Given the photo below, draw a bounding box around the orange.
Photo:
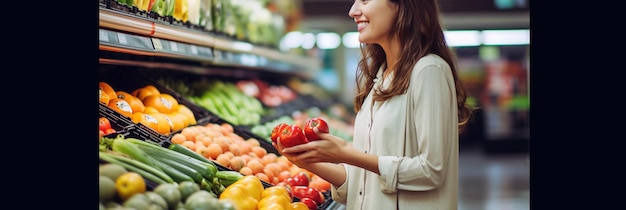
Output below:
[99,89,110,104]
[115,172,146,201]
[143,94,179,114]
[143,106,160,114]
[176,104,197,125]
[116,91,145,113]
[142,113,170,135]
[107,98,133,118]
[166,113,185,132]
[132,85,160,101]
[130,112,145,124]
[159,94,180,112]
[99,82,117,100]
[150,113,171,135]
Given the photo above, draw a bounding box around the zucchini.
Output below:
[215,171,243,187]
[136,143,217,182]
[154,156,204,184]
[111,138,162,172]
[152,158,195,183]
[99,151,171,184]
[168,143,215,165]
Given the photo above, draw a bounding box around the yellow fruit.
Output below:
[291,202,309,210]
[115,172,146,201]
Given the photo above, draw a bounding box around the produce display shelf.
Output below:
[98,7,321,79]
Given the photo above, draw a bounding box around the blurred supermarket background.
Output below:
[100,0,530,209]
[292,1,530,209]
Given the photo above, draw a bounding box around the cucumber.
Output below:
[155,156,204,184]
[152,158,195,183]
[168,143,215,165]
[215,171,243,187]
[136,143,217,182]
[99,151,171,184]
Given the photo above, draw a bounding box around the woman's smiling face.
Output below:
[348,0,399,45]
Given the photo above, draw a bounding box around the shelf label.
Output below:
[196,46,213,58]
[117,33,128,45]
[152,38,163,50]
[170,41,179,52]
[190,45,198,55]
[99,29,109,42]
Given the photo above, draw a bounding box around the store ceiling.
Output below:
[300,0,530,30]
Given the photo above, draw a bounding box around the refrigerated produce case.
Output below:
[99,1,346,209]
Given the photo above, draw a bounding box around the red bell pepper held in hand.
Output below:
[278,125,308,148]
[304,118,329,141]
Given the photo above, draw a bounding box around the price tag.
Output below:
[196,46,213,58]
[213,50,222,60]
[170,41,178,52]
[152,38,163,50]
[190,45,198,55]
[117,33,128,45]
[99,29,109,42]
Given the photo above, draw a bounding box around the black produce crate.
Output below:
[99,103,169,146]
[163,115,280,157]
[99,69,213,124]
[99,0,108,8]
[99,102,134,132]
[108,0,133,14]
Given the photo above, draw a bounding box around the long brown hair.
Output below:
[353,0,473,133]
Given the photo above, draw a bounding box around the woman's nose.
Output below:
[348,2,361,18]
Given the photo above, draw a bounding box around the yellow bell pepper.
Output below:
[237,175,265,201]
[258,194,293,210]
[219,184,258,210]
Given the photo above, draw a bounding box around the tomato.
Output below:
[278,125,308,148]
[292,186,324,206]
[299,197,318,210]
[303,117,329,141]
[99,117,111,131]
[270,123,289,144]
[292,172,310,187]
[104,128,117,135]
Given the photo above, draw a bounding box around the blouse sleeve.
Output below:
[377,60,457,192]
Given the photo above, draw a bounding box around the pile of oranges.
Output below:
[99,82,197,135]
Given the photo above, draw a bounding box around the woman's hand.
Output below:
[275,127,353,167]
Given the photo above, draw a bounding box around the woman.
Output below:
[275,0,473,209]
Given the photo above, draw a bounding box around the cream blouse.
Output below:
[331,54,459,210]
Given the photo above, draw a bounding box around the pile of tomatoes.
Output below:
[99,117,117,138]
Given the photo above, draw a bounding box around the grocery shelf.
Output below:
[99,7,321,79]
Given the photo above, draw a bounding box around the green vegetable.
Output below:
[129,139,217,182]
[99,151,172,184]
[151,0,167,16]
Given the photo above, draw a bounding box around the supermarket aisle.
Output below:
[325,142,530,210]
[459,143,530,210]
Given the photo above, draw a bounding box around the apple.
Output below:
[303,118,329,141]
